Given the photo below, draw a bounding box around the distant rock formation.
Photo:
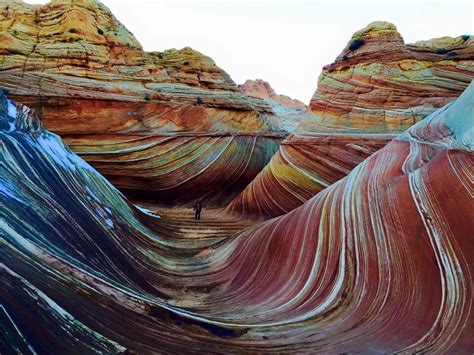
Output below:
[240,79,307,133]
[228,22,474,218]
[240,79,307,111]
[0,0,289,205]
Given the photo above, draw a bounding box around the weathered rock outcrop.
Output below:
[228,22,474,218]
[0,0,280,132]
[240,79,306,111]
[239,79,307,133]
[1,82,472,353]
[0,0,287,205]
[305,21,473,134]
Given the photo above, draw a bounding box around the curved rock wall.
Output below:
[228,22,474,218]
[0,0,287,205]
[1,82,472,353]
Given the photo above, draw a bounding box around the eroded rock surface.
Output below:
[305,21,473,134]
[1,82,472,353]
[0,0,288,205]
[228,22,474,218]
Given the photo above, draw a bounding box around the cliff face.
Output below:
[0,0,287,205]
[227,22,474,218]
[304,21,473,134]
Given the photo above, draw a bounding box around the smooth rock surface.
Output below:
[1,83,472,353]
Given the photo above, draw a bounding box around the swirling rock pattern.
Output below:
[228,23,474,219]
[0,92,258,352]
[65,132,282,205]
[0,0,289,205]
[227,133,392,217]
[1,82,472,353]
[216,83,474,353]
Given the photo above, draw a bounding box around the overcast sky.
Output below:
[29,0,473,103]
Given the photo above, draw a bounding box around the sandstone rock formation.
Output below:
[1,81,472,353]
[0,0,287,205]
[227,133,390,217]
[240,79,307,133]
[305,21,473,134]
[221,82,474,352]
[240,79,307,111]
[228,22,474,218]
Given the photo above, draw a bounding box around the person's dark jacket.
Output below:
[193,200,202,212]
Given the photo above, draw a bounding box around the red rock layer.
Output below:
[0,0,288,205]
[227,133,392,217]
[203,84,474,352]
[228,22,474,219]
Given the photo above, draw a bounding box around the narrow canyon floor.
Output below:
[135,203,261,244]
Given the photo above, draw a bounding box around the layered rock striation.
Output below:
[228,22,474,218]
[219,82,474,352]
[305,21,473,134]
[1,82,472,353]
[0,0,287,205]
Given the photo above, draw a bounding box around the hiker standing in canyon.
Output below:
[193,199,203,220]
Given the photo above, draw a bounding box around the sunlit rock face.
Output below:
[1,84,472,353]
[0,0,288,205]
[228,22,474,218]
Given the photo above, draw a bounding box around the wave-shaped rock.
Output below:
[227,133,391,217]
[220,82,474,352]
[228,22,474,218]
[1,82,472,353]
[0,0,288,205]
[64,132,281,205]
[0,91,264,352]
